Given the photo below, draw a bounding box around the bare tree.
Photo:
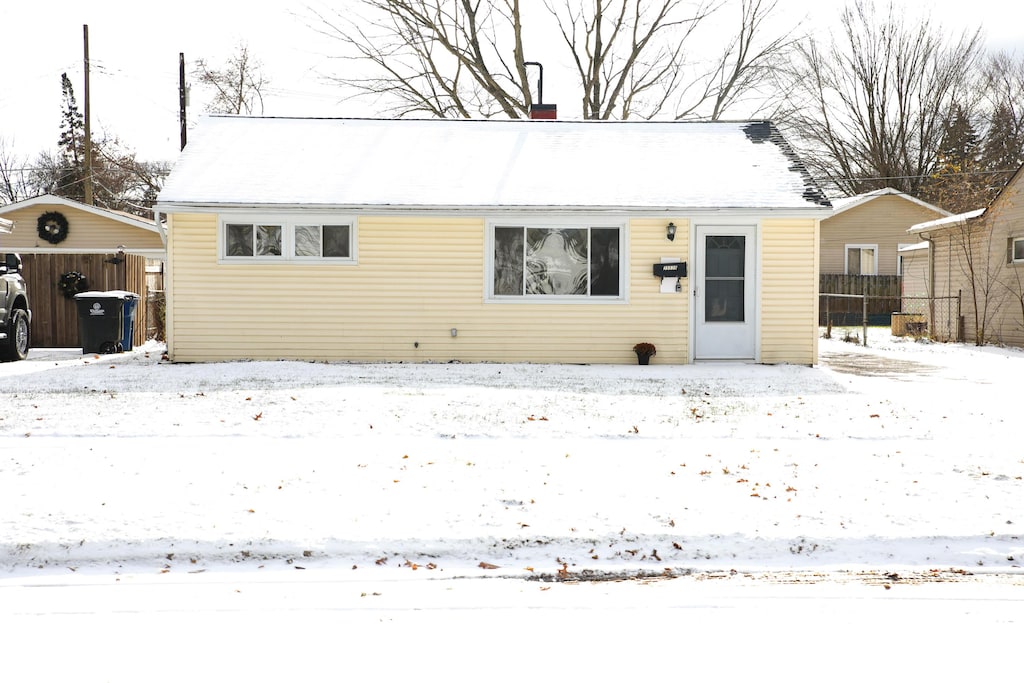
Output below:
[309,0,533,118]
[544,0,714,120]
[29,135,170,217]
[778,0,983,198]
[0,137,31,204]
[978,51,1024,175]
[311,0,794,120]
[193,43,269,115]
[979,51,1024,138]
[693,0,797,121]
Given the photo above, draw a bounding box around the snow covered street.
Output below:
[3,570,1020,682]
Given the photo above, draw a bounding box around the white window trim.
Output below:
[218,214,358,264]
[896,243,916,276]
[844,243,878,275]
[485,217,629,304]
[1012,237,1024,264]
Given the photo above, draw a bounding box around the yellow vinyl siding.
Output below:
[820,195,938,275]
[760,217,819,364]
[0,204,163,251]
[167,214,691,363]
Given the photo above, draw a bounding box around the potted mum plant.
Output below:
[632,342,656,365]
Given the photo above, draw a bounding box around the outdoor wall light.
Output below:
[666,222,677,241]
[451,328,458,337]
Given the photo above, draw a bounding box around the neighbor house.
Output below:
[0,194,165,346]
[154,116,832,365]
[821,188,948,276]
[907,164,1024,347]
[817,187,949,327]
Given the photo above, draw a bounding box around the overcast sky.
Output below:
[1,0,1018,165]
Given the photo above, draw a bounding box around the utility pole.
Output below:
[179,53,187,150]
[83,24,94,205]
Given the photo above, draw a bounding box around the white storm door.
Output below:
[694,225,757,360]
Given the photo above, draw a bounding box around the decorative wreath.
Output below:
[37,211,70,244]
[58,271,90,299]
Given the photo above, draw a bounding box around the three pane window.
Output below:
[224,220,353,261]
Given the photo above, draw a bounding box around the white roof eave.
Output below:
[828,187,952,218]
[155,202,833,218]
[908,208,986,234]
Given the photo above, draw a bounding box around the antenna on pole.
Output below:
[83,24,94,205]
[179,53,187,150]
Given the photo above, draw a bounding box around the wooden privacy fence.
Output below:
[20,252,148,349]
[819,274,901,326]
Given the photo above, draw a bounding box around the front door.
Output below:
[694,225,756,360]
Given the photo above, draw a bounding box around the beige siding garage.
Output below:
[0,196,163,253]
[821,191,944,275]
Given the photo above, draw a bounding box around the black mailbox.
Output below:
[653,261,687,278]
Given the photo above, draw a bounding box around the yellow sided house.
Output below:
[155,116,831,365]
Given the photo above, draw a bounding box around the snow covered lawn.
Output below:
[1,330,1022,582]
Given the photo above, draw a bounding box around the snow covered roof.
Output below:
[908,208,986,234]
[827,187,950,218]
[157,116,831,214]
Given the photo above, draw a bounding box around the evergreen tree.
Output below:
[58,72,85,167]
[982,102,1023,175]
[29,73,170,216]
[937,105,980,168]
[44,72,93,202]
[921,104,990,213]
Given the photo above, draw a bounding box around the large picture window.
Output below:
[221,216,355,262]
[492,225,621,298]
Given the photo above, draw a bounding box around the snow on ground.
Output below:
[1,329,1022,582]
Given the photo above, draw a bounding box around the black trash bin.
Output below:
[74,291,133,354]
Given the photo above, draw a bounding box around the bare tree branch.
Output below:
[309,0,792,121]
[545,0,716,119]
[193,43,269,115]
[310,0,531,118]
[0,137,31,204]
[778,0,983,198]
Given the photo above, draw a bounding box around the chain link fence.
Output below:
[821,292,962,346]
